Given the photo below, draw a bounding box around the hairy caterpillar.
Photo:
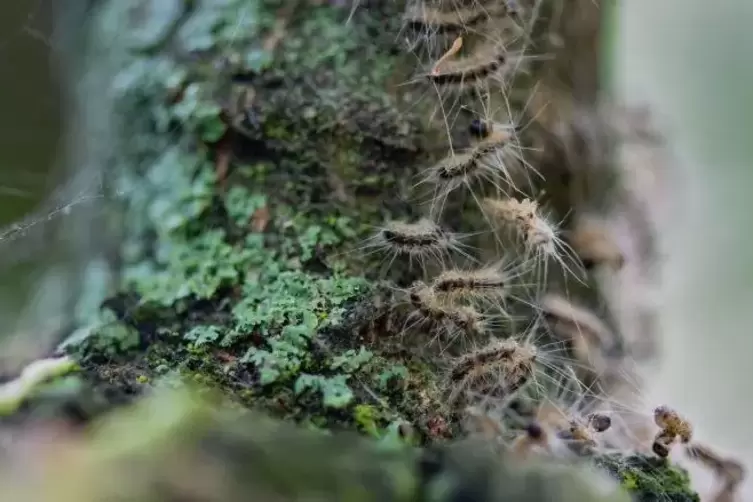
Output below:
[539,293,616,377]
[446,338,537,406]
[430,263,510,303]
[427,39,512,89]
[359,218,473,274]
[483,197,585,287]
[654,405,693,444]
[403,2,512,38]
[406,281,488,345]
[417,123,522,217]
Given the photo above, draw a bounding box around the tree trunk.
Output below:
[0,0,699,500]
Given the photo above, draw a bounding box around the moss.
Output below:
[354,404,382,438]
[595,454,700,502]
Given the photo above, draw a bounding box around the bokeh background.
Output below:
[0,0,752,497]
[617,0,753,496]
[0,0,62,323]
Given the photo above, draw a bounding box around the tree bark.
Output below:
[0,0,698,500]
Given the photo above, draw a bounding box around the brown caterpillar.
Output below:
[653,405,693,444]
[418,124,522,218]
[561,415,612,457]
[447,338,536,405]
[650,405,693,459]
[406,281,487,341]
[483,197,556,253]
[483,197,585,287]
[426,39,512,89]
[430,263,509,303]
[427,124,515,182]
[540,294,615,359]
[565,217,625,271]
[363,218,470,270]
[685,443,746,484]
[533,401,612,456]
[403,2,511,37]
[559,414,612,441]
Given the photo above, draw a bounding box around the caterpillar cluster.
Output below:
[363,0,622,418]
[348,2,743,499]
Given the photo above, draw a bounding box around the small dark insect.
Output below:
[652,429,676,458]
[652,440,671,458]
[526,422,544,440]
[587,413,612,433]
[469,118,491,138]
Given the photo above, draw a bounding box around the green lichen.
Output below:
[53,0,442,437]
[60,309,141,358]
[354,404,381,438]
[184,325,222,347]
[294,374,354,409]
[129,229,253,308]
[223,186,267,227]
[596,454,700,502]
[331,348,373,373]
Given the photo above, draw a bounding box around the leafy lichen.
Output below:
[53,0,447,442]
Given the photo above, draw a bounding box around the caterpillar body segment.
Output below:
[418,127,522,218]
[430,264,510,304]
[426,40,514,90]
[360,218,474,276]
[653,405,693,444]
[403,1,512,38]
[404,281,489,347]
[401,0,528,60]
[446,338,537,408]
[565,217,625,271]
[482,197,586,291]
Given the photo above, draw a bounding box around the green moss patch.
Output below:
[596,454,700,501]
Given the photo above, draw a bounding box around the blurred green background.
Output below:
[0,0,751,496]
[0,0,73,363]
[617,0,753,496]
[0,0,62,322]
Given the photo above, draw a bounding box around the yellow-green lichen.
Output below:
[596,454,700,502]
